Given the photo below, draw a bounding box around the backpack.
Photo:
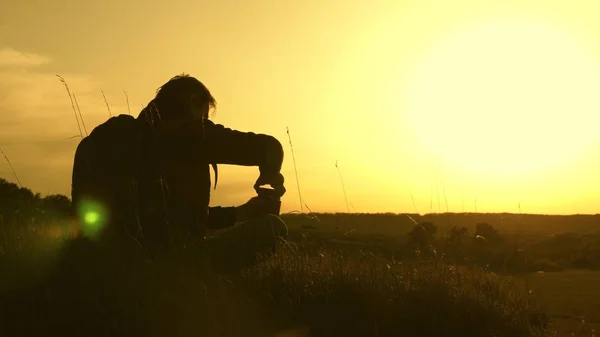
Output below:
[71,114,145,239]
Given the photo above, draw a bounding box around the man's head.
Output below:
[140,74,216,130]
[155,74,216,120]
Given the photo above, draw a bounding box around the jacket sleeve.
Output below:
[207,206,237,229]
[203,119,284,177]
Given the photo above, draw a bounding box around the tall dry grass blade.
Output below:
[0,148,22,188]
[56,75,83,138]
[438,158,449,212]
[123,89,131,115]
[72,94,88,136]
[435,160,441,213]
[409,186,419,214]
[302,201,316,215]
[300,201,321,222]
[101,89,112,117]
[335,160,350,213]
[286,127,304,213]
[404,213,418,225]
[429,182,433,214]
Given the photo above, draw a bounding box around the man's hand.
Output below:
[235,196,276,222]
[254,172,286,198]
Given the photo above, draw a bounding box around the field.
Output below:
[521,270,600,334]
[283,213,600,335]
[1,179,600,336]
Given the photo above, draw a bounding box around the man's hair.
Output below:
[142,74,216,123]
[155,73,216,110]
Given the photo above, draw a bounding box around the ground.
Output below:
[522,270,600,334]
[1,211,599,336]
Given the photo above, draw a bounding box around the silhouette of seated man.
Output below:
[70,74,288,271]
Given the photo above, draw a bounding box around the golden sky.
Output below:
[2,0,600,215]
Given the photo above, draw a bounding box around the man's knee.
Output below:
[263,214,288,239]
[246,214,288,242]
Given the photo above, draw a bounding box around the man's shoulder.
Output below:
[84,115,144,145]
[89,114,141,138]
[78,114,143,157]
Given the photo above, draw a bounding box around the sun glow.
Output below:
[403,18,600,181]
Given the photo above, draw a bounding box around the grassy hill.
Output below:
[0,178,597,336]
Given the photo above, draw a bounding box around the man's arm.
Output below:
[206,206,236,229]
[203,120,285,229]
[207,205,254,229]
[203,120,284,177]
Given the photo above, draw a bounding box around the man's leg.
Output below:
[206,214,288,273]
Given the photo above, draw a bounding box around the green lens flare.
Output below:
[84,211,100,225]
[77,199,108,240]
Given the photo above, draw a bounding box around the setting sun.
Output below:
[403,17,600,182]
[6,2,600,335]
[3,0,600,214]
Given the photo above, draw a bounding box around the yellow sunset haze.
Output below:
[2,0,600,214]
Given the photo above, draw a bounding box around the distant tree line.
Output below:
[0,178,71,226]
[285,213,600,273]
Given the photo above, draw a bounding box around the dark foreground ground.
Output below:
[0,212,598,337]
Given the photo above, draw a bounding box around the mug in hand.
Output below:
[256,187,282,216]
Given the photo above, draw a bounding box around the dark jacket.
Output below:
[70,114,283,251]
